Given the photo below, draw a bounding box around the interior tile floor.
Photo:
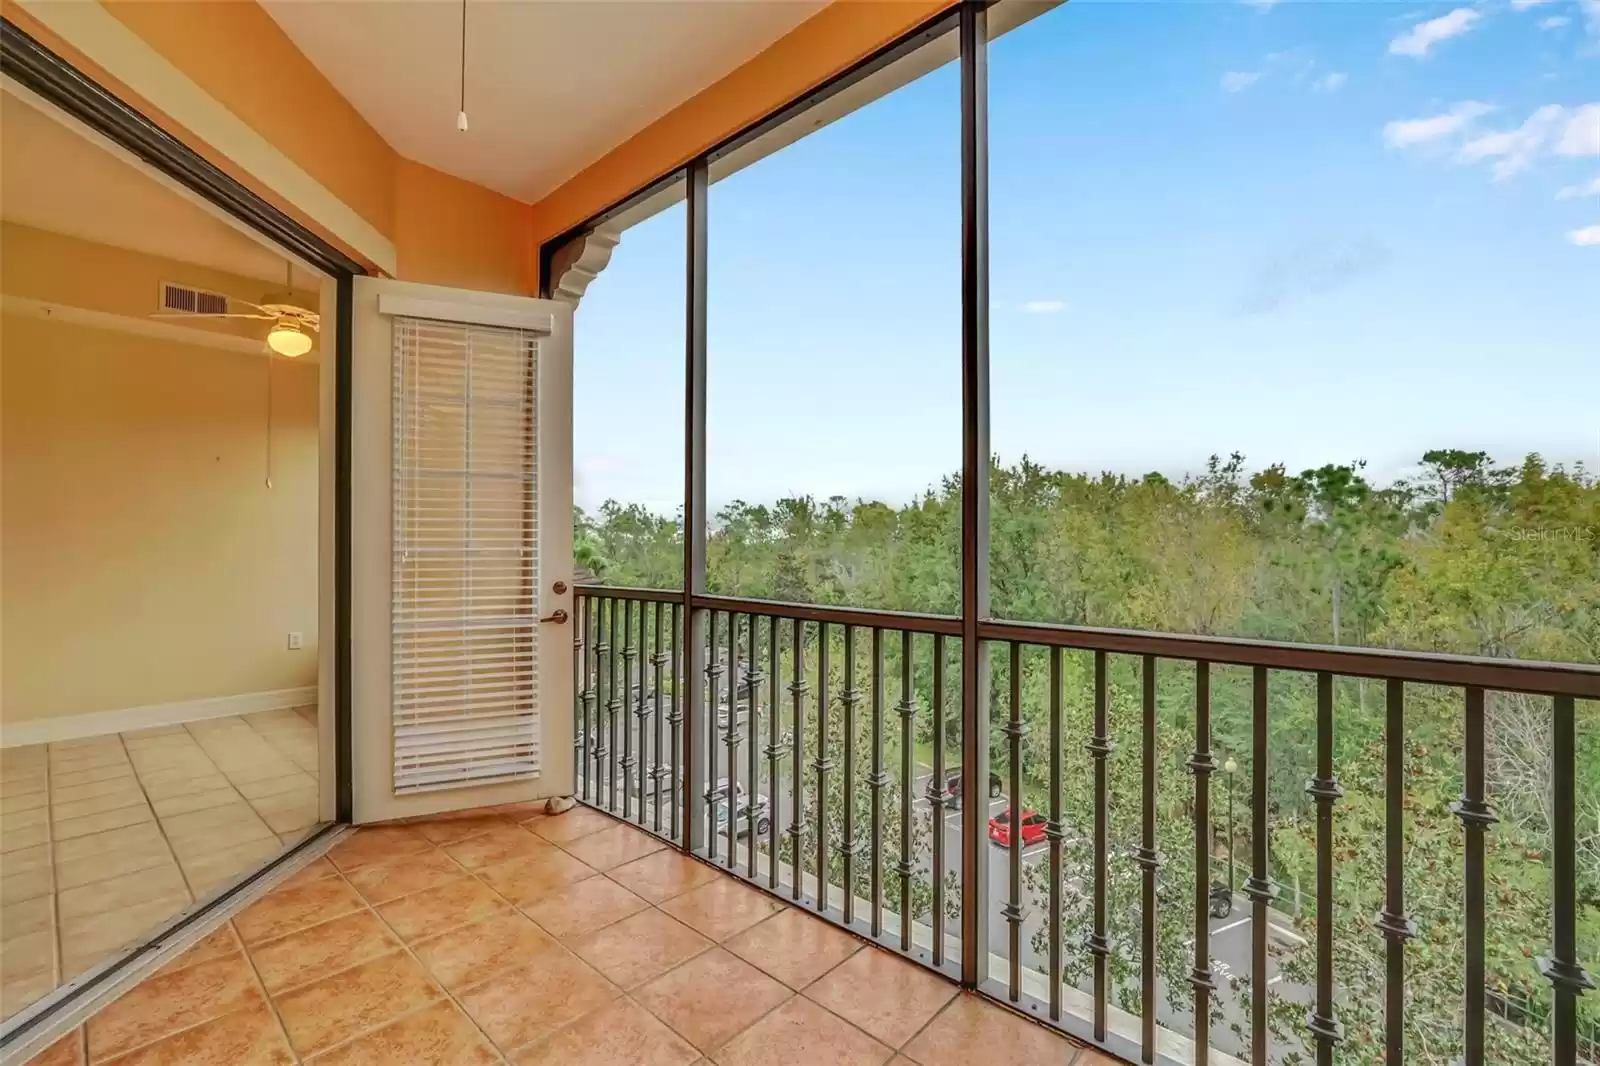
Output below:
[1,707,320,1021]
[23,803,1116,1066]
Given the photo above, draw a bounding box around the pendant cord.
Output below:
[265,258,291,490]
[459,0,467,120]
[265,349,274,490]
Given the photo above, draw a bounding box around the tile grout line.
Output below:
[114,730,194,909]
[456,817,696,1062]
[235,710,318,831]
[296,852,515,1065]
[45,740,62,1008]
[78,931,271,1065]
[233,831,524,1063]
[442,817,614,1063]
[566,812,929,1063]
[228,922,308,1066]
[513,823,785,1061]
[179,720,263,840]
[381,813,673,1063]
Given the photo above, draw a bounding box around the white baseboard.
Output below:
[0,687,317,748]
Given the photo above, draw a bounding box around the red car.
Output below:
[988,807,1048,848]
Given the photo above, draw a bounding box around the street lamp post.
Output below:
[1224,756,1238,896]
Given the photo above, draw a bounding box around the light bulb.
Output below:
[267,320,313,358]
[457,110,469,132]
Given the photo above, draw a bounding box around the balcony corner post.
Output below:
[681,156,709,855]
[958,0,991,990]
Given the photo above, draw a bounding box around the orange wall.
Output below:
[525,0,954,250]
[10,0,954,294]
[394,159,533,296]
[5,0,532,293]
[102,0,396,241]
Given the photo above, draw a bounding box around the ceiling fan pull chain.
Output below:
[265,347,274,490]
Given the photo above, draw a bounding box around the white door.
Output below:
[350,277,573,823]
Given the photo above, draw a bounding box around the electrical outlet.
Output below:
[287,631,303,651]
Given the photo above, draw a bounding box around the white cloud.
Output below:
[1556,104,1600,157]
[1383,102,1496,147]
[1021,300,1067,314]
[1459,104,1567,179]
[1583,0,1600,37]
[1221,71,1264,93]
[1556,175,1600,198]
[1511,0,1555,9]
[1314,72,1349,92]
[1540,15,1571,28]
[1568,224,1600,246]
[1389,8,1482,56]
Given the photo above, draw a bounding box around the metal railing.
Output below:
[574,584,1598,1066]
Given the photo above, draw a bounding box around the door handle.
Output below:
[540,609,570,625]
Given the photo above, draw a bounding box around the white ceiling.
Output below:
[262,0,827,204]
[0,90,310,288]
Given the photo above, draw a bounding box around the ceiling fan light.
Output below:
[267,319,312,357]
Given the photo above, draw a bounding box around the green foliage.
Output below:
[581,450,1599,1061]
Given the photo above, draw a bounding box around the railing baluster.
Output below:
[870,627,887,938]
[841,626,859,927]
[1087,649,1112,1042]
[1540,693,1593,1066]
[1451,686,1492,1066]
[669,602,682,844]
[634,602,649,821]
[1306,672,1343,1065]
[706,610,722,861]
[1188,661,1217,1062]
[746,614,762,879]
[580,595,593,803]
[726,612,741,867]
[1005,641,1024,1000]
[621,600,635,820]
[816,622,831,914]
[1247,665,1275,1066]
[898,631,916,952]
[789,619,807,901]
[767,615,781,888]
[573,595,584,789]
[606,598,620,813]
[1375,678,1415,1065]
[652,601,666,835]
[1047,646,1064,1022]
[1138,655,1160,1061]
[932,634,947,965]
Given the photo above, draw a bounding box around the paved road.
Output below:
[909,774,1311,1062]
[578,720,1311,1061]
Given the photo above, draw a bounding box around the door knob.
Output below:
[540,609,570,625]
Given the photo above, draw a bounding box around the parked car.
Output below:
[987,807,1048,848]
[706,777,772,838]
[924,766,1004,810]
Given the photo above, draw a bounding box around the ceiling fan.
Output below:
[150,263,318,357]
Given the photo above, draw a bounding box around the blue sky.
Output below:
[576,0,1600,516]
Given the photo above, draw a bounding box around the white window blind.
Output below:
[392,317,540,794]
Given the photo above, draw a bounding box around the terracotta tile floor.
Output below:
[1,708,320,1020]
[23,804,1118,1066]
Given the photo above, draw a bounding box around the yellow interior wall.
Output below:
[0,234,319,724]
[0,222,321,349]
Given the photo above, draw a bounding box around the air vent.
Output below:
[160,282,228,316]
